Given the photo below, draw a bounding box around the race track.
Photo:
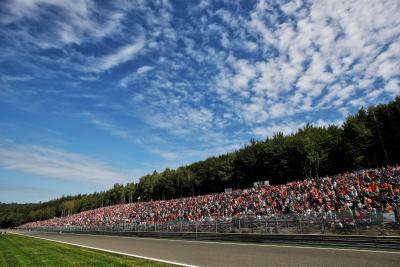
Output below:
[16,231,400,267]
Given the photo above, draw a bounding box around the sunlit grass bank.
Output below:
[0,234,173,267]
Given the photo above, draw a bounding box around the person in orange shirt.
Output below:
[386,204,393,213]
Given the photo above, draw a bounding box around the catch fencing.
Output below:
[22,209,400,235]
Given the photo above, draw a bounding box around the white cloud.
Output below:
[136,65,154,75]
[112,0,400,155]
[252,119,343,139]
[82,112,140,144]
[268,102,293,119]
[241,97,268,123]
[281,0,302,15]
[243,41,258,52]
[152,149,179,161]
[213,0,400,126]
[385,79,400,95]
[146,105,214,136]
[252,121,307,138]
[88,37,146,73]
[1,0,399,164]
[249,2,276,46]
[0,140,129,185]
[1,75,32,82]
[119,65,154,87]
[1,0,126,47]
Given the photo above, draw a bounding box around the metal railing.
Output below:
[21,209,400,236]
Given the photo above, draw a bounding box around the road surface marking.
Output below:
[17,231,400,254]
[12,232,197,267]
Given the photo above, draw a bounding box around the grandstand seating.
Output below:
[21,166,400,228]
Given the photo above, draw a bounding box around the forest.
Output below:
[1,96,399,227]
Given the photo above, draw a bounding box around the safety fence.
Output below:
[21,209,400,236]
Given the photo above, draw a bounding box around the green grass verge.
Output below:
[0,234,174,267]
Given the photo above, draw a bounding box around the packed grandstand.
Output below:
[20,166,400,228]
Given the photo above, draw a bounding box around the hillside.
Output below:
[1,96,399,227]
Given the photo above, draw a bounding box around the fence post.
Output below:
[180,221,182,232]
[215,220,218,233]
[299,217,302,234]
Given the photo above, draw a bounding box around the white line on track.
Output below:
[12,232,198,267]
[16,231,400,255]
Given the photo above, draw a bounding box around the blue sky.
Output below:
[0,0,399,203]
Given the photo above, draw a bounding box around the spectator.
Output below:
[21,165,400,229]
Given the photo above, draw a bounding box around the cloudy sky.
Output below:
[0,0,399,203]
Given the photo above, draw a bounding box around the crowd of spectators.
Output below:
[21,166,400,228]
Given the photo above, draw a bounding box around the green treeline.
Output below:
[1,97,399,227]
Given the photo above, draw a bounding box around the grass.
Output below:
[0,234,174,267]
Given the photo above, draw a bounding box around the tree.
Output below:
[342,108,373,169]
[2,96,399,228]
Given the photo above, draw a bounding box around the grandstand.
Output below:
[21,166,400,234]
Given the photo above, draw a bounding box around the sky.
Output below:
[0,0,399,203]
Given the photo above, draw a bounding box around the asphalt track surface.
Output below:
[16,231,400,267]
